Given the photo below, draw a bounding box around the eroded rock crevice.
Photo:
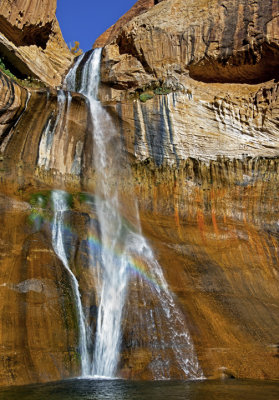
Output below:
[0,16,53,48]
[189,43,279,84]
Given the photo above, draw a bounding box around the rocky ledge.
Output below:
[0,0,73,87]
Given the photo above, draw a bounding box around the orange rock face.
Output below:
[94,0,156,49]
[0,0,56,46]
[0,66,94,383]
[0,196,80,385]
[100,0,279,88]
[0,0,279,386]
[0,0,73,86]
[122,158,279,380]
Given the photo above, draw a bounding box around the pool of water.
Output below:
[0,379,278,400]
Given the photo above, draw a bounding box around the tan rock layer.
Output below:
[0,70,91,193]
[100,0,279,89]
[94,0,156,49]
[0,0,56,30]
[0,196,80,385]
[1,68,279,382]
[0,15,53,48]
[0,0,73,86]
[100,77,279,162]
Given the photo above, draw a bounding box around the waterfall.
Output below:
[38,90,68,171]
[76,48,130,378]
[65,54,83,92]
[51,190,90,376]
[66,48,203,379]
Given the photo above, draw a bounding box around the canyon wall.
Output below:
[0,0,73,86]
[0,0,278,385]
[98,0,279,380]
[0,0,86,385]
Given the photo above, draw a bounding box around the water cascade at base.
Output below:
[66,49,204,379]
[51,190,90,376]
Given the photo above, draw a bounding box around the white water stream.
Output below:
[77,49,130,377]
[51,190,90,376]
[64,49,203,379]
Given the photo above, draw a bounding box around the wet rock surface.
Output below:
[0,0,279,386]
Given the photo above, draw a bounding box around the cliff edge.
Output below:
[0,0,73,86]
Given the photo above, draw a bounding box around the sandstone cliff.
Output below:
[96,0,279,161]
[100,0,279,87]
[0,0,278,386]
[0,0,73,86]
[97,0,279,380]
[94,0,157,49]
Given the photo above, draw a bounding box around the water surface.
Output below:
[0,379,278,400]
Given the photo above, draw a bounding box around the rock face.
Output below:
[96,0,279,380]
[0,0,73,86]
[100,0,279,87]
[103,80,279,163]
[0,196,80,385]
[0,72,89,189]
[0,0,279,386]
[94,0,156,49]
[0,71,90,384]
[125,157,279,380]
[0,0,56,46]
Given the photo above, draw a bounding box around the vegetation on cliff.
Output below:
[0,56,45,88]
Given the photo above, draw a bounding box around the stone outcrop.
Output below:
[94,0,156,49]
[121,157,279,379]
[0,0,73,86]
[0,71,89,193]
[95,0,279,380]
[0,0,56,46]
[96,0,279,163]
[95,0,279,164]
[99,0,279,88]
[103,79,279,163]
[0,195,80,385]
[0,0,279,386]
[0,70,91,384]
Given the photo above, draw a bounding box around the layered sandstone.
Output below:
[0,194,80,385]
[99,0,279,88]
[0,71,90,193]
[0,0,278,386]
[0,0,73,86]
[120,157,279,379]
[97,0,279,162]
[0,69,91,384]
[94,0,156,49]
[96,0,279,380]
[101,79,279,163]
[0,0,56,46]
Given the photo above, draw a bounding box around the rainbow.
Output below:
[29,206,162,290]
[87,233,162,291]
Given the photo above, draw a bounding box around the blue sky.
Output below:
[56,0,136,52]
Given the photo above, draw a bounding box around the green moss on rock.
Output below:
[139,92,154,102]
[154,87,171,95]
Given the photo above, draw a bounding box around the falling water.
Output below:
[75,49,130,378]
[67,49,203,379]
[65,54,84,92]
[38,90,67,170]
[51,190,90,376]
